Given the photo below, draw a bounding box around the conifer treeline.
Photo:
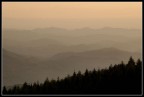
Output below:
[3,57,142,94]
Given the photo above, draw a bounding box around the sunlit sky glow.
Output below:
[2,2,142,29]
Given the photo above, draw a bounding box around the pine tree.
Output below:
[84,69,89,77]
[136,58,142,67]
[2,86,7,94]
[128,56,135,66]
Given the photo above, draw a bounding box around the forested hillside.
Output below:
[2,57,142,95]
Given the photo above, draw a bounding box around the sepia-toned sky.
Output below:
[2,2,142,29]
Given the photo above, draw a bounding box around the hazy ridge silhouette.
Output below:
[2,27,142,87]
[3,57,142,94]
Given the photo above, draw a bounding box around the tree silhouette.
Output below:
[3,57,142,95]
[2,86,7,94]
[128,56,135,66]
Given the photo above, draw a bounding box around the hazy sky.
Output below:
[2,2,142,29]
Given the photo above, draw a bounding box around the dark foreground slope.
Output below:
[2,57,142,95]
[3,48,141,86]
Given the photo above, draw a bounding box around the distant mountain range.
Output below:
[3,49,42,86]
[2,27,142,86]
[2,27,142,58]
[2,47,141,86]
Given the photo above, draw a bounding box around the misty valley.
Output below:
[2,27,142,94]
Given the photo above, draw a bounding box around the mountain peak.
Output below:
[74,27,95,31]
[101,26,113,29]
[100,47,120,51]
